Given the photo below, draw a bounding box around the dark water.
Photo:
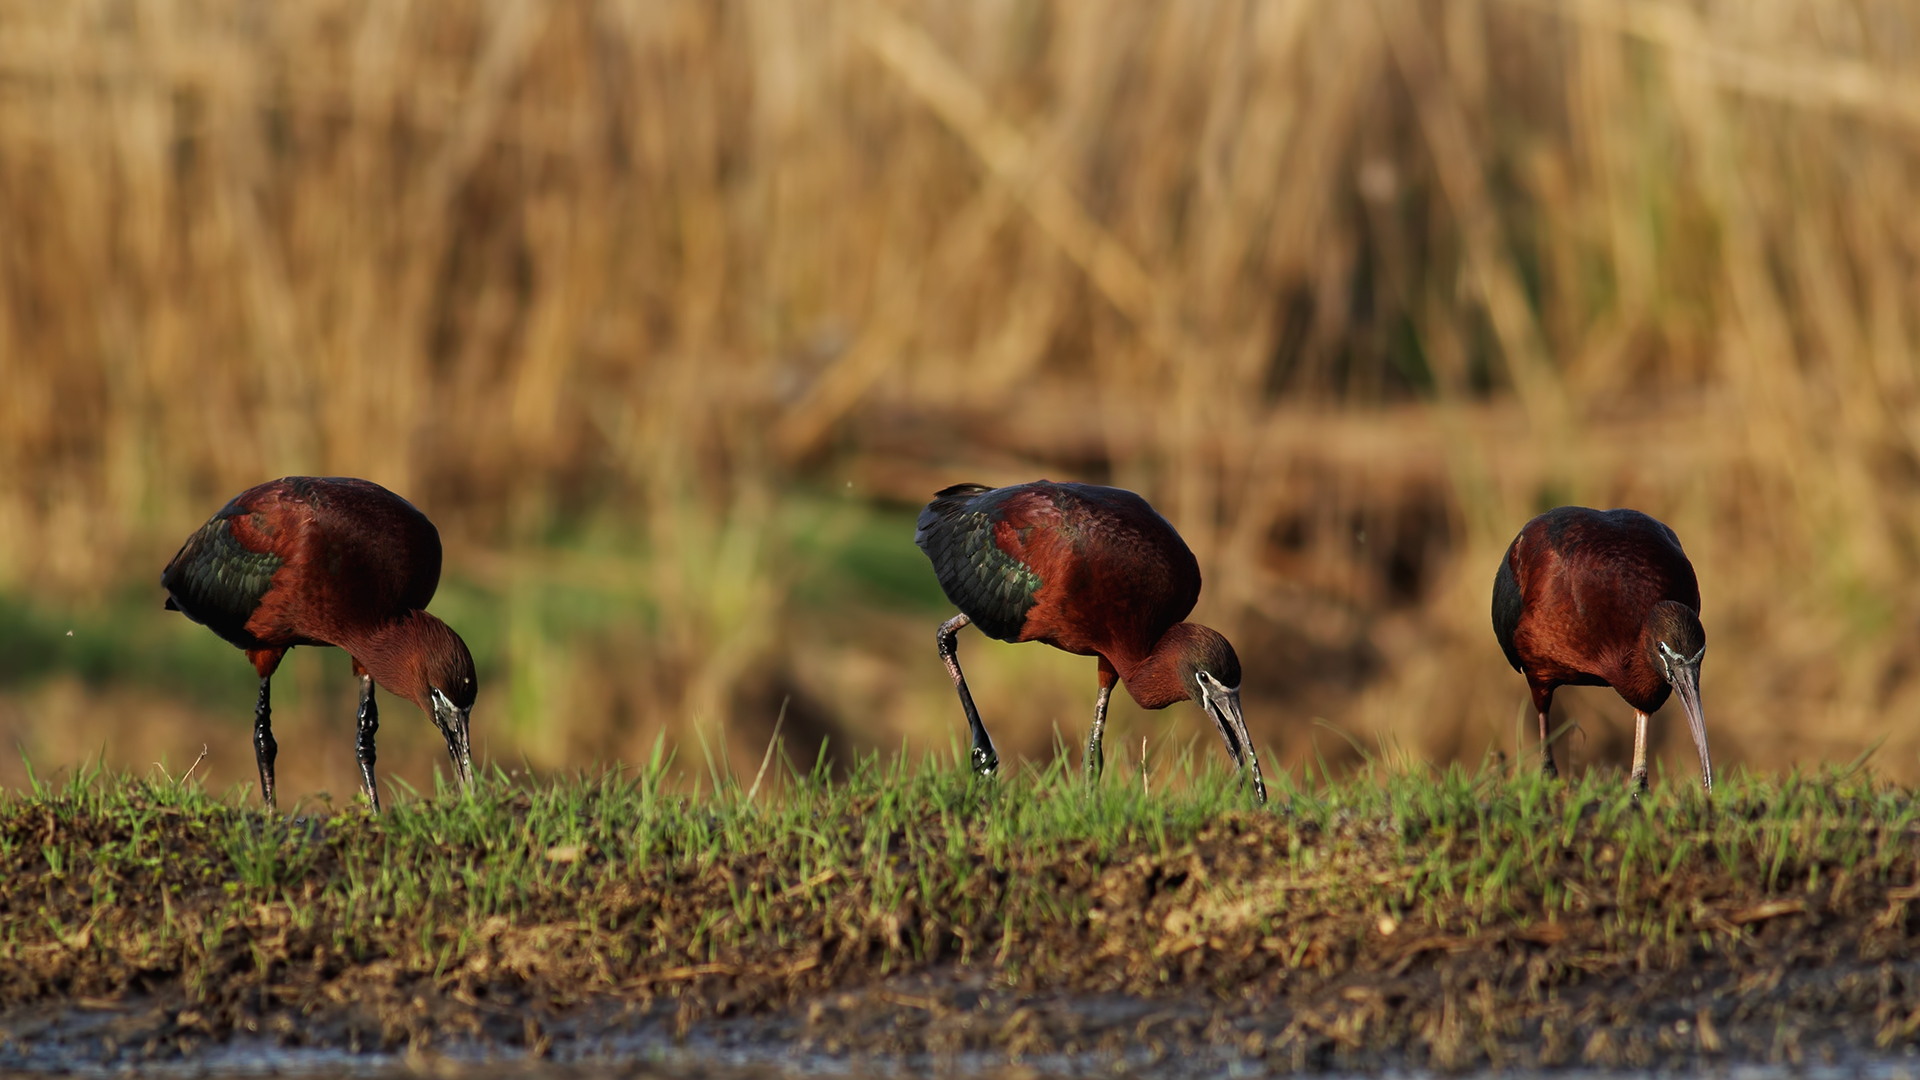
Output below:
[11,1011,1920,1080]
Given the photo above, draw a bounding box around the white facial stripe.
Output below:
[1658,642,1705,680]
[1194,673,1246,726]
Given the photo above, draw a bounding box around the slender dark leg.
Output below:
[245,648,286,809]
[1085,682,1114,784]
[1629,708,1650,795]
[936,614,998,776]
[355,672,381,811]
[1530,682,1558,779]
[253,676,278,809]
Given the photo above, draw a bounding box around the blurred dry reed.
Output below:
[2,0,1919,790]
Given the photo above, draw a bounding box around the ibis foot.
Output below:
[970,744,999,777]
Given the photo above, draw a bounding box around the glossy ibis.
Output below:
[161,477,477,810]
[1492,506,1710,792]
[915,481,1265,802]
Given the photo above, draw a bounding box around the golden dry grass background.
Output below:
[2,0,1918,800]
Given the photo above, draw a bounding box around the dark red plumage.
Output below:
[162,477,476,809]
[1493,506,1711,791]
[916,481,1264,801]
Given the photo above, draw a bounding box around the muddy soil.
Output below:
[7,948,1920,1076]
[9,774,1920,1075]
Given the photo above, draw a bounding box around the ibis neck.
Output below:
[339,610,442,712]
[1116,624,1200,711]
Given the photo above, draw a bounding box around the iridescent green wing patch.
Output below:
[915,485,1042,642]
[954,512,1042,639]
[160,515,284,646]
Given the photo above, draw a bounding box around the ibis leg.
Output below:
[1629,709,1651,795]
[1085,682,1114,784]
[1528,707,1559,772]
[252,676,279,810]
[1528,683,1559,778]
[355,673,382,811]
[245,649,287,810]
[936,614,998,776]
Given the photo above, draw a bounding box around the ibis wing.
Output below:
[1491,543,1525,674]
[160,512,284,648]
[915,484,1044,642]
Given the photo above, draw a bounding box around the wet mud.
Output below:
[9,936,1920,1076]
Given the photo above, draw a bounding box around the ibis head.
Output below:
[425,624,479,790]
[366,610,479,791]
[1156,622,1264,801]
[1171,623,1244,745]
[1646,600,1709,790]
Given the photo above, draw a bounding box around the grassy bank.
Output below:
[4,754,1920,1069]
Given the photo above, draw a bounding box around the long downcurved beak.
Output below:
[430,690,476,791]
[1206,686,1267,806]
[1669,660,1711,793]
[1202,690,1244,768]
